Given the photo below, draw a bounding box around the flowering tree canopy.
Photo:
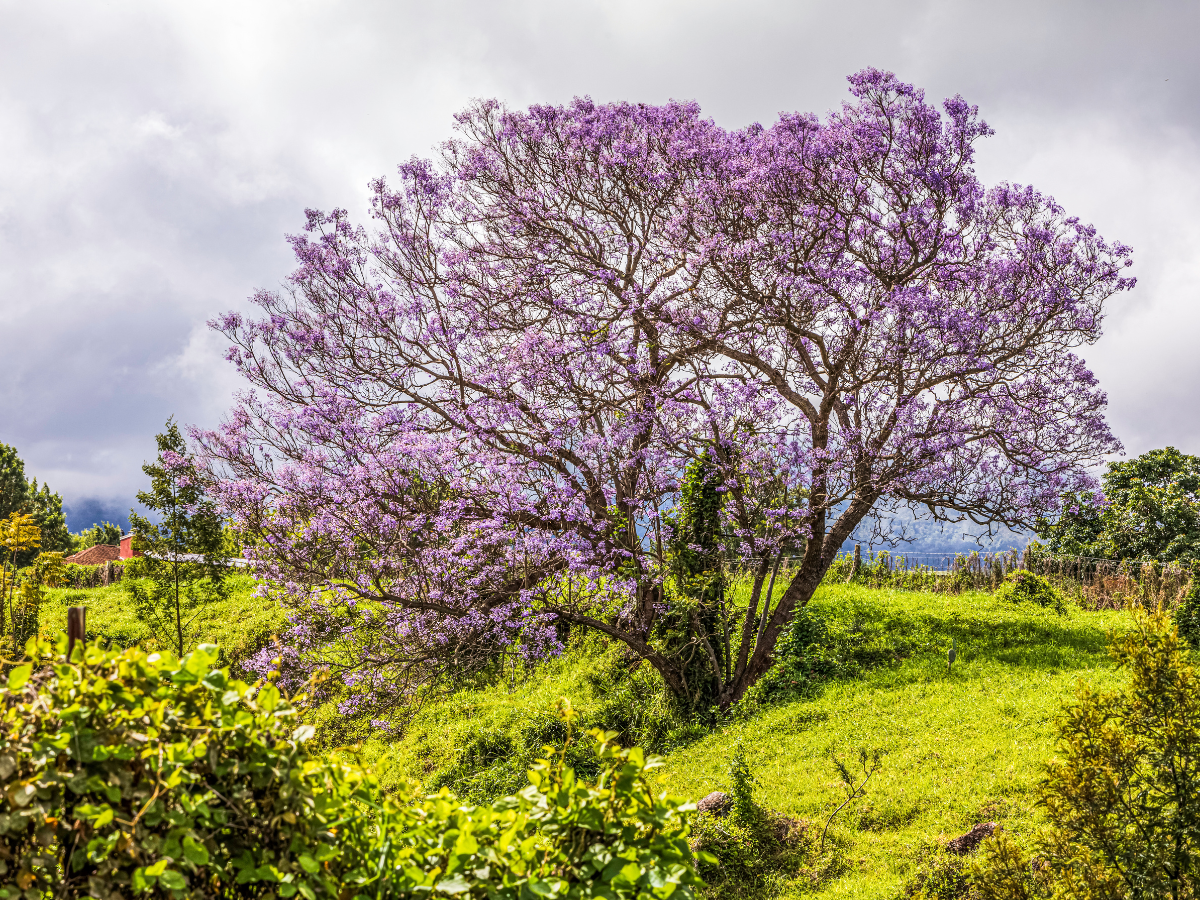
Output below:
[199,70,1132,717]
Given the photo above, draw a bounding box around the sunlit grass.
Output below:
[649,585,1131,899]
[39,573,282,669]
[362,583,1133,899]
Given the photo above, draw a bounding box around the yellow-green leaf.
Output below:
[7,664,31,691]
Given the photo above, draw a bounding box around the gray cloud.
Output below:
[1,0,1197,528]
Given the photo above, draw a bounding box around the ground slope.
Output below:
[367,584,1132,899]
[36,577,1134,898]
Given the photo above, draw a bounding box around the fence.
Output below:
[62,560,124,589]
[733,545,1194,610]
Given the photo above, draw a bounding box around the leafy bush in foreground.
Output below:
[0,640,701,899]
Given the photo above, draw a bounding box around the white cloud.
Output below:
[1,0,1198,525]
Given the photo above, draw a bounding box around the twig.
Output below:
[820,749,882,852]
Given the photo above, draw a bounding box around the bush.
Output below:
[742,604,931,710]
[970,833,1050,900]
[973,608,1200,900]
[429,710,604,804]
[0,640,703,899]
[1174,567,1200,647]
[690,745,818,899]
[903,843,976,900]
[584,646,707,752]
[431,641,712,807]
[994,570,1064,612]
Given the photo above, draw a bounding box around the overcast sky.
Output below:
[1,0,1198,532]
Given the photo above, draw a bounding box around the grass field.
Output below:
[352,583,1133,899]
[40,573,283,671]
[39,575,1136,898]
[651,586,1131,898]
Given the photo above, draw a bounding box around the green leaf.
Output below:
[259,684,281,713]
[195,644,220,665]
[9,783,35,808]
[435,874,472,894]
[298,854,319,874]
[6,665,31,692]
[183,835,210,866]
[203,670,228,691]
[159,869,186,890]
[292,724,315,744]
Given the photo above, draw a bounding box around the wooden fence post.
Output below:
[67,607,86,661]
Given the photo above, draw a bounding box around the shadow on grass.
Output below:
[744,587,1126,711]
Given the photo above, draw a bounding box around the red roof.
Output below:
[64,544,121,566]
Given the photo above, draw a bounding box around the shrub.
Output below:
[994,570,1064,612]
[903,842,977,900]
[741,604,931,711]
[584,645,706,752]
[690,745,816,899]
[430,645,706,805]
[971,833,1050,900]
[0,640,390,897]
[0,641,703,899]
[429,710,604,804]
[1174,567,1200,647]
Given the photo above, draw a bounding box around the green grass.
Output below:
[356,583,1133,899]
[39,573,284,670]
[650,585,1131,899]
[343,635,625,790]
[38,575,1134,898]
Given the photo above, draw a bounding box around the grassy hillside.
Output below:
[351,583,1132,900]
[39,573,283,671]
[35,574,1137,898]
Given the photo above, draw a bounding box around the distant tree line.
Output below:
[0,441,126,564]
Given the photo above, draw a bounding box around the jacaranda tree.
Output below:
[198,69,1133,719]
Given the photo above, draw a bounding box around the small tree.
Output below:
[127,419,230,655]
[0,512,39,640]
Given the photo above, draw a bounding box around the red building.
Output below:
[119,533,141,559]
